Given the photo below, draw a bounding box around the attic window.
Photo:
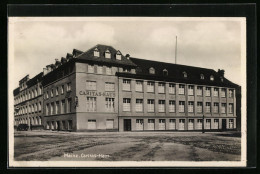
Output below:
[183,71,187,78]
[200,74,204,80]
[105,49,111,59]
[116,50,122,60]
[210,75,214,81]
[94,48,100,57]
[149,67,155,74]
[220,77,224,82]
[163,69,168,76]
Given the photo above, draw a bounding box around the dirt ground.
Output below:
[13,131,241,161]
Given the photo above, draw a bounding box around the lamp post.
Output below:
[202,115,205,133]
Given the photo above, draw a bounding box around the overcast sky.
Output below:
[10,17,245,87]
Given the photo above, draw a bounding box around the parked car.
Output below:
[17,124,29,131]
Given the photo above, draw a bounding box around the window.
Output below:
[105,82,115,91]
[105,98,115,112]
[86,97,96,112]
[67,83,71,92]
[197,86,203,96]
[51,89,54,97]
[35,103,38,112]
[169,100,176,112]
[206,102,211,113]
[61,100,65,114]
[61,85,64,94]
[39,102,42,111]
[147,81,155,93]
[200,74,204,79]
[163,69,168,76]
[105,49,111,58]
[206,87,211,97]
[214,119,219,129]
[213,88,219,97]
[228,103,233,114]
[229,89,234,98]
[50,102,54,115]
[46,91,49,98]
[116,51,121,60]
[39,86,42,95]
[35,89,38,97]
[123,68,131,72]
[46,104,49,115]
[169,83,175,94]
[179,119,185,130]
[55,101,59,114]
[188,101,194,113]
[221,88,226,98]
[135,81,143,92]
[205,119,211,129]
[149,67,155,74]
[179,101,185,113]
[221,103,226,113]
[56,87,59,96]
[188,85,194,96]
[67,98,72,113]
[123,79,131,91]
[229,119,234,129]
[86,81,96,90]
[158,83,165,93]
[210,75,214,81]
[197,102,203,113]
[88,64,94,73]
[214,103,219,113]
[158,100,165,112]
[179,84,185,95]
[123,98,131,111]
[183,71,187,78]
[197,119,203,129]
[106,67,112,75]
[147,99,154,112]
[135,99,143,112]
[94,48,99,57]
[97,66,103,74]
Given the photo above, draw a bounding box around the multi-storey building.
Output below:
[13,73,44,129]
[13,44,240,132]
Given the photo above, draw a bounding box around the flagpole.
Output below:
[175,35,178,64]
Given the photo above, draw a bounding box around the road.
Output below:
[14,131,241,161]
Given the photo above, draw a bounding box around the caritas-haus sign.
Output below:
[79,90,116,98]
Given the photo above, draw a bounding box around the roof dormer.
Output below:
[210,75,214,81]
[149,67,155,74]
[105,49,111,59]
[116,50,122,60]
[94,47,100,57]
[163,69,168,76]
[200,74,204,80]
[183,71,187,78]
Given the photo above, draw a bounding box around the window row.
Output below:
[14,116,42,126]
[14,86,43,104]
[122,79,234,97]
[94,47,122,60]
[45,98,72,115]
[15,102,42,116]
[122,99,234,114]
[44,83,71,99]
[46,120,73,130]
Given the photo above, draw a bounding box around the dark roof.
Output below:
[26,72,43,88]
[116,57,239,88]
[13,87,20,96]
[76,44,136,68]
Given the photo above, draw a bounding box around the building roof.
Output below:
[13,87,20,96]
[26,72,43,88]
[116,57,239,88]
[76,44,137,68]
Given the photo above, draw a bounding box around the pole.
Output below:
[175,35,177,64]
[202,115,205,133]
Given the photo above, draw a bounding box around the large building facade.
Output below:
[13,44,240,132]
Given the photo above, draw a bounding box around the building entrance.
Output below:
[222,119,227,130]
[124,119,131,131]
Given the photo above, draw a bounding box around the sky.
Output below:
[10,17,245,87]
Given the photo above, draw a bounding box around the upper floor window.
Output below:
[229,89,234,98]
[158,100,165,113]
[183,71,187,78]
[105,49,111,58]
[163,69,168,76]
[97,66,103,74]
[35,89,38,97]
[67,82,71,92]
[210,75,214,81]
[149,67,155,74]
[188,101,194,113]
[56,87,59,96]
[179,84,185,95]
[206,87,211,97]
[228,103,234,114]
[135,99,143,112]
[147,99,154,112]
[106,67,112,75]
[197,86,203,96]
[51,89,54,97]
[116,50,121,60]
[200,74,204,80]
[158,83,165,93]
[169,100,176,112]
[205,102,211,113]
[61,85,64,94]
[147,81,155,93]
[88,65,94,73]
[188,85,194,96]
[86,81,96,90]
[123,98,131,111]
[221,88,226,98]
[179,101,185,113]
[135,81,143,92]
[46,91,49,99]
[123,79,131,91]
[169,83,175,94]
[105,82,115,91]
[123,68,131,73]
[94,48,100,57]
[213,88,219,97]
[105,98,115,112]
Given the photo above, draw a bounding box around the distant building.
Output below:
[13,44,240,132]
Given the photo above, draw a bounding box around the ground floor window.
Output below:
[188,119,194,130]
[159,119,166,130]
[106,119,114,129]
[213,119,219,129]
[229,119,234,129]
[205,119,211,129]
[47,121,50,129]
[61,120,66,130]
[179,119,185,130]
[169,119,176,130]
[68,120,73,130]
[147,119,155,130]
[136,119,144,130]
[88,120,96,130]
[197,119,203,130]
[51,121,54,130]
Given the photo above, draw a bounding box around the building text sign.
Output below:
[79,91,116,98]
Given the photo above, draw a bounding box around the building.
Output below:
[13,44,240,132]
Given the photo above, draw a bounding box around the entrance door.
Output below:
[124,119,131,131]
[222,119,227,130]
[147,119,155,130]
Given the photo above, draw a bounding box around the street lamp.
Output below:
[202,115,205,133]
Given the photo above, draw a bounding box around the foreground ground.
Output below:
[14,131,241,161]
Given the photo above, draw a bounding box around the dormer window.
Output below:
[149,67,155,74]
[183,71,187,78]
[116,50,122,60]
[200,74,204,80]
[163,69,168,76]
[210,75,214,81]
[94,48,99,57]
[220,77,224,82]
[105,49,111,59]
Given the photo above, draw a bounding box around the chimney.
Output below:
[125,54,130,59]
[218,69,225,77]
